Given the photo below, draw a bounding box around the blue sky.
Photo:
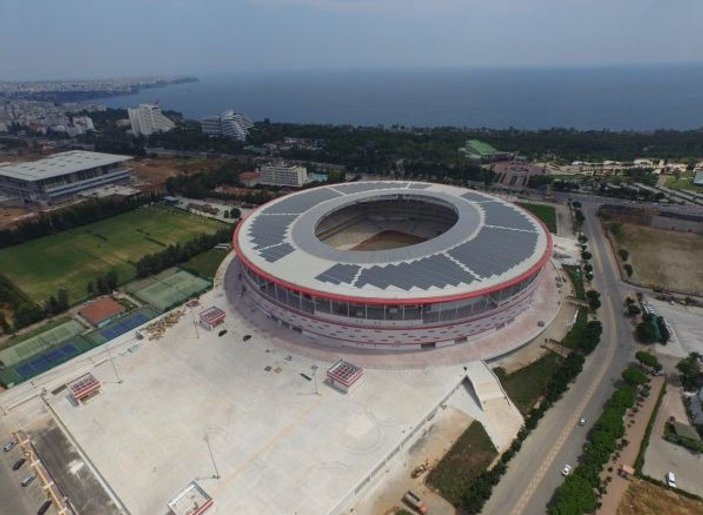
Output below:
[1,0,702,79]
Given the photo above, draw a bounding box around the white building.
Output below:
[258,161,308,187]
[128,104,176,137]
[0,150,133,206]
[201,110,253,141]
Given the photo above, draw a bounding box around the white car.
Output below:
[578,417,586,426]
[561,464,573,477]
[666,471,676,488]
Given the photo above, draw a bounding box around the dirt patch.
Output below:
[0,207,34,229]
[130,157,227,186]
[617,478,703,515]
[352,230,427,251]
[618,223,703,292]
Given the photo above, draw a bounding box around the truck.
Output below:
[403,490,428,514]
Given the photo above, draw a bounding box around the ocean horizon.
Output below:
[96,64,703,131]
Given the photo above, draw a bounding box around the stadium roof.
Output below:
[0,150,131,181]
[234,182,552,303]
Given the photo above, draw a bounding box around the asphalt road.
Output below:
[0,429,41,515]
[484,197,638,514]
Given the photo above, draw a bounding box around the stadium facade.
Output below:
[233,181,552,350]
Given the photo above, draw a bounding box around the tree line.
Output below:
[0,194,161,250]
[135,227,232,278]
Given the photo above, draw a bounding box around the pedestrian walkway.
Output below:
[596,376,665,514]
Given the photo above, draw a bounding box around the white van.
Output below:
[665,471,676,488]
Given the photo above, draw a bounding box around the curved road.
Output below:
[484,197,637,515]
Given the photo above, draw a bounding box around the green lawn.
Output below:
[517,202,557,233]
[0,206,225,306]
[183,248,229,279]
[560,308,588,350]
[665,174,703,192]
[426,421,498,506]
[495,351,563,415]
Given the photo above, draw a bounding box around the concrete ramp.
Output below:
[461,361,524,452]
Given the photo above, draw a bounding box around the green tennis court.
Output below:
[0,319,85,367]
[131,269,211,311]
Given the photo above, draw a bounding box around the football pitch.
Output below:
[0,206,225,305]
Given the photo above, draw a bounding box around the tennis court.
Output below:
[131,269,211,311]
[15,343,79,379]
[0,319,85,367]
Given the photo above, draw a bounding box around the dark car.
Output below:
[37,500,52,515]
[218,329,228,337]
[242,334,252,342]
[12,457,26,471]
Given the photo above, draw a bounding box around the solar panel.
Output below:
[354,254,475,290]
[333,182,408,194]
[264,188,342,214]
[460,191,491,202]
[248,214,297,249]
[316,263,360,285]
[481,202,536,232]
[259,243,295,263]
[448,227,538,278]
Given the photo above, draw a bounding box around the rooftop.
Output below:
[78,296,125,327]
[235,182,551,302]
[0,150,131,182]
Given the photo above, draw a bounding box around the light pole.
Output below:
[204,432,220,479]
[107,342,122,384]
[311,364,319,396]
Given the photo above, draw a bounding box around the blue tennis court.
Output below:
[98,312,151,341]
[15,343,77,379]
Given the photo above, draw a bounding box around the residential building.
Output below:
[258,162,308,187]
[201,110,253,141]
[128,104,176,137]
[0,150,133,206]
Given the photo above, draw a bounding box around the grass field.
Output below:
[495,351,563,415]
[617,223,703,292]
[426,421,497,506]
[0,206,225,306]
[664,174,703,193]
[618,479,703,515]
[183,248,229,279]
[517,202,557,233]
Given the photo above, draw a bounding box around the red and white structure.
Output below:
[66,373,101,403]
[198,306,225,330]
[233,181,552,353]
[326,360,363,393]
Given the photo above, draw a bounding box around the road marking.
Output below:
[512,222,619,514]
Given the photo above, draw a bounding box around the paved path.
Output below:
[596,376,665,514]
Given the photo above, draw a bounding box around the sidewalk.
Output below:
[596,375,665,514]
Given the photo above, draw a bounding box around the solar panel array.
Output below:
[248,214,297,249]
[316,263,360,285]
[355,254,476,290]
[447,227,537,278]
[332,181,408,194]
[264,188,342,214]
[482,202,536,232]
[259,243,295,263]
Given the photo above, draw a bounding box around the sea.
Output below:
[96,65,703,131]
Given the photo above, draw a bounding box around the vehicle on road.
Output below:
[12,457,26,471]
[218,329,228,337]
[3,439,17,452]
[242,334,252,341]
[561,464,573,476]
[403,490,429,514]
[21,473,36,487]
[666,471,677,488]
[37,500,53,515]
[578,417,586,426]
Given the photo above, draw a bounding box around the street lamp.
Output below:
[311,364,319,396]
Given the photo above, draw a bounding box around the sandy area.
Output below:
[619,223,703,293]
[618,478,703,515]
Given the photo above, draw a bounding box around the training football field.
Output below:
[0,206,225,305]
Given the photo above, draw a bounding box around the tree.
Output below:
[622,366,649,386]
[618,249,629,261]
[583,263,593,273]
[230,207,241,219]
[87,281,95,296]
[57,288,69,311]
[635,351,661,372]
[623,264,633,277]
[586,290,601,311]
[636,320,658,343]
[581,250,592,261]
[626,304,641,317]
[676,353,703,392]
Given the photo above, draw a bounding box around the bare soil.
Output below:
[130,157,226,185]
[0,207,34,229]
[619,223,703,292]
[617,478,703,515]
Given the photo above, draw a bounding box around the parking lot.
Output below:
[0,428,56,515]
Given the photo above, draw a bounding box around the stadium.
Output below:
[233,181,552,351]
